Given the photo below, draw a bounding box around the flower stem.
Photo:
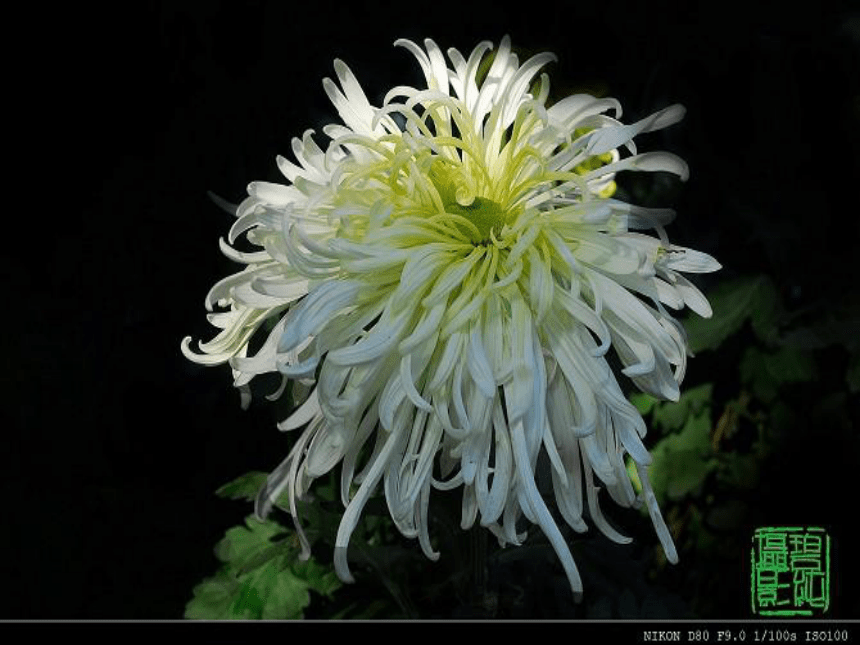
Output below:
[468,527,494,617]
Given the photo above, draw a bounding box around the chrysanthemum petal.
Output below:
[511,419,584,593]
[335,408,409,582]
[466,325,496,399]
[583,104,685,157]
[277,280,361,353]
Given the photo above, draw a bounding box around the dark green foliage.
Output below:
[637,272,857,617]
[739,346,816,402]
[683,275,782,354]
[647,385,718,503]
[214,471,268,502]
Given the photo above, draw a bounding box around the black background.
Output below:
[6,0,859,620]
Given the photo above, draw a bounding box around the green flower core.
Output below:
[445,196,506,244]
[428,160,507,244]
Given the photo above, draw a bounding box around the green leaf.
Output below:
[780,297,860,351]
[630,392,658,415]
[214,516,289,573]
[232,577,269,619]
[184,572,240,619]
[291,558,343,598]
[765,346,816,382]
[215,471,269,502]
[740,346,815,402]
[186,515,342,620]
[739,347,776,402]
[643,384,716,503]
[748,279,781,344]
[651,383,713,433]
[264,574,309,620]
[248,565,307,620]
[683,275,780,353]
[233,556,341,620]
[648,408,717,503]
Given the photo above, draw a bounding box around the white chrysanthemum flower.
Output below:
[182,36,719,595]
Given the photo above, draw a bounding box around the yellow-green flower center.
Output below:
[445,196,506,244]
[428,160,507,244]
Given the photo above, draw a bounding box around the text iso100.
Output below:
[804,632,851,642]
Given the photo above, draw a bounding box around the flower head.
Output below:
[182,36,720,595]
